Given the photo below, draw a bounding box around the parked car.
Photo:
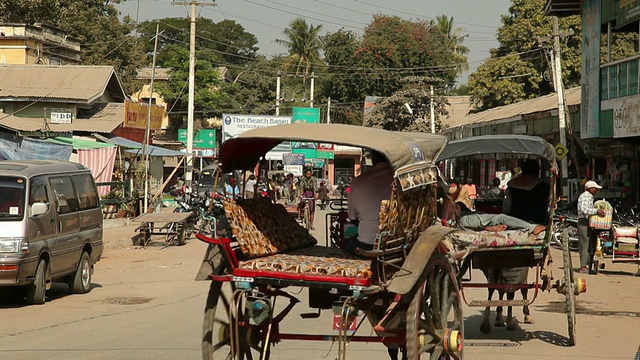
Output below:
[0,161,103,304]
[196,165,223,196]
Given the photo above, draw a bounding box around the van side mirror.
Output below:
[31,202,48,217]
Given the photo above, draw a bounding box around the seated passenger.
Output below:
[346,151,394,256]
[455,197,545,235]
[503,160,550,225]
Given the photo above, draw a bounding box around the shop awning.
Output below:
[93,133,184,157]
[46,137,116,150]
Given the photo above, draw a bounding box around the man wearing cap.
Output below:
[577,180,605,274]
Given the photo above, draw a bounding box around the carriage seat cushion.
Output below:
[446,229,545,249]
[614,226,638,238]
[224,198,317,258]
[237,246,372,279]
[616,236,639,244]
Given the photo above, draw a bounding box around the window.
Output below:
[609,65,618,98]
[29,176,50,206]
[71,174,99,211]
[629,60,639,95]
[49,176,79,214]
[601,68,609,100]
[0,177,26,219]
[619,62,628,97]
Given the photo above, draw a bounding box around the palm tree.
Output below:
[436,15,469,73]
[276,18,323,77]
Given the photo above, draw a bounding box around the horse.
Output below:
[479,267,533,333]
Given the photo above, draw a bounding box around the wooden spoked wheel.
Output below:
[562,229,577,346]
[407,255,464,360]
[202,282,271,360]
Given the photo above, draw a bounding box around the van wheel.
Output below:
[69,252,92,294]
[26,259,47,305]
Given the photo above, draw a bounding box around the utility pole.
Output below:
[430,85,435,134]
[539,17,573,195]
[326,97,331,124]
[310,72,315,108]
[172,0,216,189]
[275,72,281,116]
[143,21,160,214]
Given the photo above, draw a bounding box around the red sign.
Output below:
[332,314,357,331]
[317,143,334,151]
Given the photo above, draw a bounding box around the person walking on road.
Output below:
[577,180,605,274]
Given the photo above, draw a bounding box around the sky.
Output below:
[115,0,512,84]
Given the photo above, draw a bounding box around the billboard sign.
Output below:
[123,100,164,130]
[222,114,292,159]
[292,107,320,159]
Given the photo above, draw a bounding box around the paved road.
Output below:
[1,208,639,360]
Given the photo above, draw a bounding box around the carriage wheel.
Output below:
[202,281,271,360]
[406,255,463,360]
[562,229,576,346]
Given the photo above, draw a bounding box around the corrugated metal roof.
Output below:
[447,87,580,130]
[0,65,126,103]
[0,102,123,133]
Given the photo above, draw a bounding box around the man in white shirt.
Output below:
[346,151,394,255]
[577,180,605,274]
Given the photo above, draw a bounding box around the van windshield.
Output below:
[199,171,215,186]
[0,176,26,220]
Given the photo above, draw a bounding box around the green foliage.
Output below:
[365,76,448,132]
[276,18,323,76]
[137,18,258,72]
[435,15,470,74]
[154,44,226,128]
[468,54,540,110]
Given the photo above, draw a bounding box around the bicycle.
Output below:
[299,196,315,231]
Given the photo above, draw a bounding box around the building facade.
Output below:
[0,23,81,65]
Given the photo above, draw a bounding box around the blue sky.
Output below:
[116,0,512,84]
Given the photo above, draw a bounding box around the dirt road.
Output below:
[1,212,639,359]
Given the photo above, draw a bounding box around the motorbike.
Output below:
[552,198,579,251]
[173,187,209,239]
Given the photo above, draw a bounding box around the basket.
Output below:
[589,200,612,230]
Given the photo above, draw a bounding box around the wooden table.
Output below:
[131,211,194,247]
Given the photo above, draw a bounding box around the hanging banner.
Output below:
[581,0,601,139]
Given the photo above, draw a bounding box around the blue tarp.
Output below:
[0,132,72,161]
[93,134,184,157]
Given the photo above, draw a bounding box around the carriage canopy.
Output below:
[219,123,448,172]
[436,135,557,165]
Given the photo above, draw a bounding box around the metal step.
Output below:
[468,299,531,307]
[612,258,640,263]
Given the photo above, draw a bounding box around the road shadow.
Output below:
[0,282,102,308]
[597,269,639,277]
[464,314,572,347]
[537,300,640,318]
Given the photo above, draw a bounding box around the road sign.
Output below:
[178,129,216,149]
[555,143,569,160]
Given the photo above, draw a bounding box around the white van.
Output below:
[0,161,103,304]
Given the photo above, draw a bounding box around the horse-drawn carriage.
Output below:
[196,124,463,359]
[194,125,585,359]
[436,135,586,345]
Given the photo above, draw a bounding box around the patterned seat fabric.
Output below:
[447,229,545,248]
[238,246,372,278]
[225,198,317,258]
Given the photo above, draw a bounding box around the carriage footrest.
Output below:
[468,299,530,307]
